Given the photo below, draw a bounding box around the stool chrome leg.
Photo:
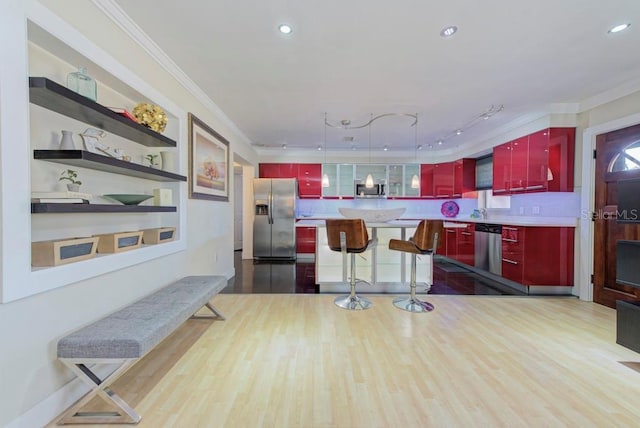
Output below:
[334,253,372,310]
[393,253,434,313]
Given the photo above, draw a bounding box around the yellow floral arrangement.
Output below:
[132,103,168,133]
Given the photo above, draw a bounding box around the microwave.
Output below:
[355,182,386,198]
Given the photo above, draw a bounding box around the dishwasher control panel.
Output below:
[474,223,503,234]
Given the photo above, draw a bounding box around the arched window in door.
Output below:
[608,140,640,172]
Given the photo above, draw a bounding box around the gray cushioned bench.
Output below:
[56,275,227,425]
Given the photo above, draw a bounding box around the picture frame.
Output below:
[188,113,230,201]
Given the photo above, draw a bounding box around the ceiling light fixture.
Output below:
[429,104,504,149]
[282,143,287,149]
[322,113,330,188]
[440,25,458,38]
[365,113,374,188]
[608,23,630,33]
[278,24,292,34]
[411,113,420,189]
[325,112,417,130]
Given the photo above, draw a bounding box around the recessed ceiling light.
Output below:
[282,144,287,149]
[437,140,443,146]
[383,146,388,151]
[608,23,630,33]
[317,145,322,151]
[278,24,292,34]
[440,25,458,38]
[455,129,463,135]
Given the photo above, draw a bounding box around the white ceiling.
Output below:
[113,0,640,156]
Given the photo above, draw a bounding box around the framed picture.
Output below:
[188,113,230,201]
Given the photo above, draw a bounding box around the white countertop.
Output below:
[296,216,577,227]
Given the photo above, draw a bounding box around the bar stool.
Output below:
[325,219,377,310]
[388,220,444,312]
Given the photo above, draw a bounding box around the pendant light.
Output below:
[321,113,330,187]
[411,112,420,189]
[365,113,374,188]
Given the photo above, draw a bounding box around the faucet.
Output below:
[479,208,488,219]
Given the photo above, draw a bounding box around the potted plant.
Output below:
[145,154,159,168]
[59,169,82,192]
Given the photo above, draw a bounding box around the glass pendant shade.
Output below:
[322,173,330,187]
[365,174,374,188]
[411,174,420,189]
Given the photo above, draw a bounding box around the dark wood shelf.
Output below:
[29,77,176,148]
[34,150,186,182]
[31,203,177,214]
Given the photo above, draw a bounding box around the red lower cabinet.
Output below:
[444,227,457,259]
[296,227,316,254]
[456,224,475,266]
[501,225,573,286]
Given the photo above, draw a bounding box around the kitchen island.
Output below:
[298,219,434,293]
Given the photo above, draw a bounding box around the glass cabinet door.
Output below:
[404,164,420,197]
[338,164,355,196]
[321,164,337,197]
[388,164,403,197]
[355,164,387,183]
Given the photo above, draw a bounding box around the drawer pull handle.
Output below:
[502,258,519,265]
[510,187,524,191]
[503,227,518,231]
[461,232,472,235]
[502,238,518,243]
[526,185,544,190]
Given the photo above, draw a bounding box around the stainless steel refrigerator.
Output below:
[253,178,297,260]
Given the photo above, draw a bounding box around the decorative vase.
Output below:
[67,67,97,102]
[67,183,80,192]
[160,151,176,172]
[59,130,76,150]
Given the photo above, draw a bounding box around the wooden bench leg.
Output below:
[191,302,226,320]
[58,358,141,425]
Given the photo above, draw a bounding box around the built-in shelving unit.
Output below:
[31,203,176,214]
[29,77,176,147]
[34,150,186,182]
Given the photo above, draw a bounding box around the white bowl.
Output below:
[338,207,406,223]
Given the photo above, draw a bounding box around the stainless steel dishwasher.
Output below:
[474,223,502,275]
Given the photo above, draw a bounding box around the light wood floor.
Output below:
[50,294,640,428]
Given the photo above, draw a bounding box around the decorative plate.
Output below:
[441,200,460,218]
[104,194,153,205]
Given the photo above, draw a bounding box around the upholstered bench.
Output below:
[56,275,227,424]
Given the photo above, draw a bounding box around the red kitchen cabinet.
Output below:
[444,227,457,259]
[501,225,574,286]
[456,224,475,266]
[501,226,524,283]
[259,163,296,178]
[522,227,574,286]
[492,127,575,195]
[492,142,511,195]
[259,163,280,178]
[420,164,435,198]
[526,129,550,192]
[433,162,455,198]
[297,164,322,198]
[508,136,528,193]
[547,128,575,192]
[296,226,317,254]
[453,159,477,197]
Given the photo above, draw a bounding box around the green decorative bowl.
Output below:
[104,194,153,205]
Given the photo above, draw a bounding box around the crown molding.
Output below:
[91,0,253,147]
[578,76,640,112]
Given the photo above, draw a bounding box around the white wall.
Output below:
[0,1,257,426]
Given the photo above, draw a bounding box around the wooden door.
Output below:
[593,123,640,308]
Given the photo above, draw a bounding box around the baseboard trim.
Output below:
[6,365,113,428]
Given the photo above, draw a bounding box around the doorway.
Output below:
[593,123,640,308]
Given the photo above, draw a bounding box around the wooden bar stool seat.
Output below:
[325,219,377,310]
[388,220,443,312]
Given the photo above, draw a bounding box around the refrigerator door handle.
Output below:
[268,191,273,224]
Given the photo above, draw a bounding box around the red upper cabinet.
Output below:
[420,164,435,198]
[509,136,528,193]
[527,130,550,192]
[492,142,511,195]
[433,162,455,198]
[547,128,575,192]
[259,163,280,178]
[297,163,322,198]
[453,159,476,197]
[259,163,296,178]
[492,127,575,195]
